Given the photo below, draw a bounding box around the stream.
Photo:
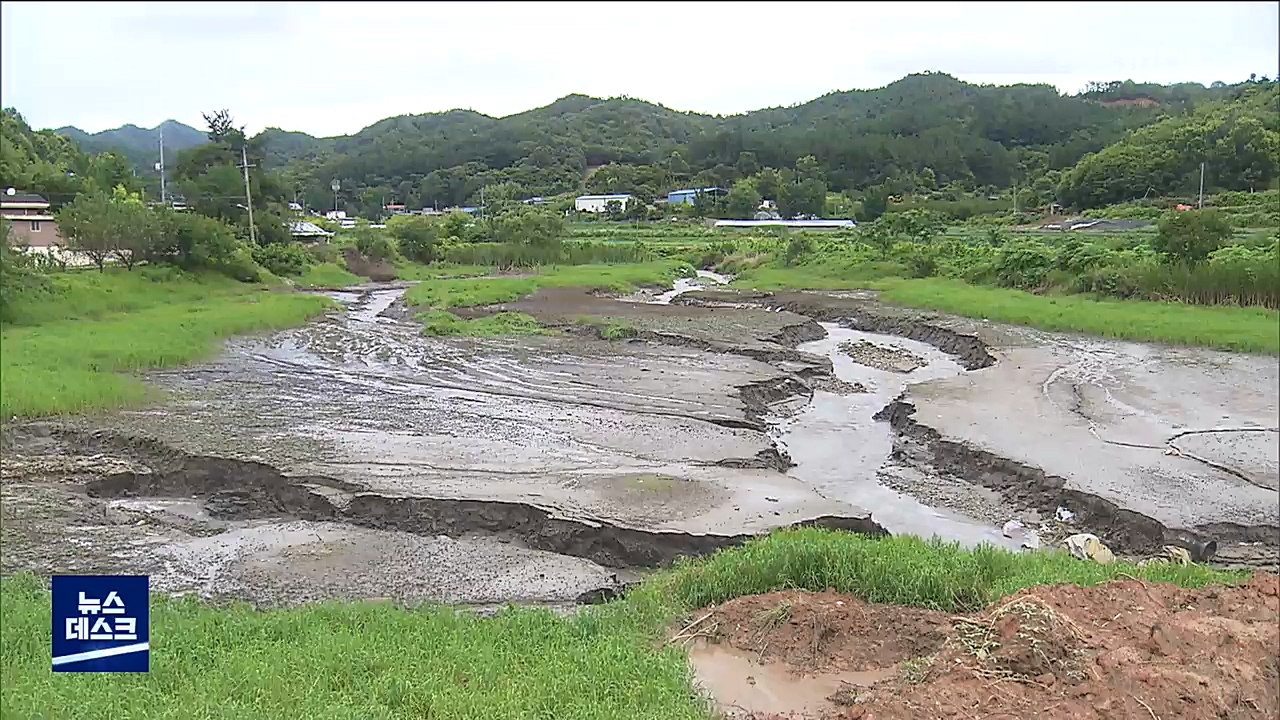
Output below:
[781,324,1019,550]
[655,271,1019,549]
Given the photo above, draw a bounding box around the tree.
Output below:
[108,185,162,269]
[794,155,823,183]
[735,151,760,177]
[918,166,937,191]
[1152,210,1233,266]
[203,109,245,146]
[489,206,564,252]
[860,188,889,221]
[157,209,242,270]
[57,191,122,271]
[778,177,826,218]
[352,224,396,262]
[724,179,763,219]
[388,214,442,264]
[754,168,781,202]
[667,151,689,177]
[441,210,474,242]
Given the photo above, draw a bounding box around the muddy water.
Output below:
[778,323,1021,549]
[650,270,732,305]
[688,640,892,716]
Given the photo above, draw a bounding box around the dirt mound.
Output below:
[685,575,1280,720]
[698,590,951,674]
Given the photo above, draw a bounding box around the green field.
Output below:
[0,530,1244,720]
[0,269,333,418]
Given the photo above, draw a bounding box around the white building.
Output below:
[574,193,632,213]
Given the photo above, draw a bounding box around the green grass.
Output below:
[393,263,495,281]
[417,310,547,337]
[404,277,539,309]
[874,278,1280,354]
[0,529,1245,720]
[732,261,1280,354]
[402,261,692,337]
[295,263,363,289]
[1,267,259,326]
[0,270,333,418]
[402,261,692,310]
[730,260,905,291]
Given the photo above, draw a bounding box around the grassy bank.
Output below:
[0,529,1244,719]
[874,278,1280,354]
[295,262,363,289]
[0,269,332,418]
[404,260,691,337]
[731,265,1280,354]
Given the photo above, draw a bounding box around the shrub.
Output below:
[251,242,311,277]
[1152,210,1234,266]
[352,226,397,262]
[783,235,816,266]
[388,215,442,264]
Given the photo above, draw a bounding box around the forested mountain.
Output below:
[31,72,1272,218]
[1058,83,1279,208]
[54,120,207,174]
[249,72,1256,216]
[0,109,143,207]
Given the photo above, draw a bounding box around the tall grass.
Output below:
[874,278,1280,353]
[0,529,1246,719]
[443,241,656,267]
[648,529,1241,613]
[0,270,332,418]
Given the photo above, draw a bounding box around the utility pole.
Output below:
[158,128,167,204]
[239,145,257,244]
[1198,162,1206,209]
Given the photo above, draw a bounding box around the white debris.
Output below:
[1063,533,1116,565]
[1055,506,1075,523]
[1002,520,1024,538]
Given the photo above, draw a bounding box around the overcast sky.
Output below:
[2,1,1277,137]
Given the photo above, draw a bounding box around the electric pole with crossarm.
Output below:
[239,144,257,244]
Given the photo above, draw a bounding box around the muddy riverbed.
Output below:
[2,277,1277,610]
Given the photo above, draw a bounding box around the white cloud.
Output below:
[2,1,1276,136]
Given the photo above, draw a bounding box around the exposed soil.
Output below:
[677,287,1280,569]
[838,340,926,374]
[3,279,1276,611]
[687,575,1280,720]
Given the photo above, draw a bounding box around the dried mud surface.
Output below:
[689,575,1280,720]
[678,288,1280,569]
[3,280,1277,610]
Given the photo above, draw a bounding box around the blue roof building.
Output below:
[666,187,726,205]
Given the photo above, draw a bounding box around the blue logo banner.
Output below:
[51,575,150,673]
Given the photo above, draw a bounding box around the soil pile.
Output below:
[685,575,1280,719]
[837,340,926,373]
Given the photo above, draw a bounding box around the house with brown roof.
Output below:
[1,189,60,248]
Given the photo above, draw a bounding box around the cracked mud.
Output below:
[3,277,1277,611]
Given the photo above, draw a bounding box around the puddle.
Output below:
[688,641,893,716]
[779,323,1021,550]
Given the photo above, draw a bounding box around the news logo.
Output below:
[51,575,149,673]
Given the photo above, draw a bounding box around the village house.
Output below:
[1,189,60,247]
[574,193,632,213]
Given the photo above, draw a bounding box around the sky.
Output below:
[2,1,1277,138]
